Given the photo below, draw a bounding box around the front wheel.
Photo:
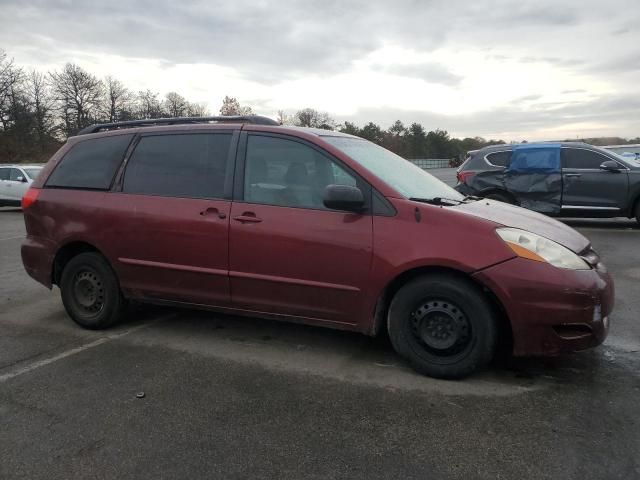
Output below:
[60,252,126,329]
[387,275,497,379]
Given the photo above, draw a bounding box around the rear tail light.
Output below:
[21,187,40,210]
[456,171,476,184]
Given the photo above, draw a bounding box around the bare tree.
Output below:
[186,102,209,117]
[294,108,335,130]
[27,70,55,148]
[50,63,104,135]
[104,76,131,123]
[0,50,23,130]
[164,91,188,118]
[219,95,253,116]
[277,110,294,125]
[136,89,164,119]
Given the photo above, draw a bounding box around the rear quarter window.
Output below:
[485,151,511,167]
[46,134,134,189]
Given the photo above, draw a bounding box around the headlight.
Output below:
[496,228,590,270]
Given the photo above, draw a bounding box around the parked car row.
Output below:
[0,165,43,207]
[454,142,640,224]
[21,116,613,379]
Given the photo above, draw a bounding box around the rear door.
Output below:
[561,147,629,211]
[228,132,373,325]
[103,130,237,306]
[504,144,562,214]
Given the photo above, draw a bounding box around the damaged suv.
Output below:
[455,142,640,224]
[21,118,614,379]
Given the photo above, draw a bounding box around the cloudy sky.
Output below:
[1,0,638,140]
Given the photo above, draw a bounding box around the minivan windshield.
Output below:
[323,136,464,201]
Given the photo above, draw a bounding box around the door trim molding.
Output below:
[560,205,620,210]
[229,270,360,292]
[118,257,228,276]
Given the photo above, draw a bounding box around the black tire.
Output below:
[484,192,512,204]
[635,201,640,226]
[60,252,126,329]
[387,274,497,379]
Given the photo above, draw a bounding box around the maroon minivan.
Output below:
[21,115,614,378]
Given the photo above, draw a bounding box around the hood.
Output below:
[453,200,590,253]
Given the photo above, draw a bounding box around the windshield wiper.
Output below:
[409,197,464,206]
[463,195,482,201]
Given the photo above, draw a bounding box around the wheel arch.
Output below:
[52,241,103,285]
[371,265,513,350]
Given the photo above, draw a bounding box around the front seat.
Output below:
[280,162,313,207]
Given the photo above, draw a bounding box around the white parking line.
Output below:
[0,235,24,241]
[0,314,174,383]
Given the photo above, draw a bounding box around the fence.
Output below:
[408,158,450,169]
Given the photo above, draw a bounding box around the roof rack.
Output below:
[76,115,279,135]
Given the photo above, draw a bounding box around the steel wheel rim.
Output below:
[410,299,472,357]
[72,269,105,315]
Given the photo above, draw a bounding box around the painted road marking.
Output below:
[0,314,175,383]
[0,235,24,241]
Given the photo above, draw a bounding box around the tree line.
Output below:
[2,50,638,164]
[1,50,211,163]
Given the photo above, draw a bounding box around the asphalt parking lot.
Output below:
[1,172,639,479]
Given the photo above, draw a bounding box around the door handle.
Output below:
[199,207,227,219]
[232,212,262,223]
[565,173,581,177]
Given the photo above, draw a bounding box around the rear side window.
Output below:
[0,168,9,180]
[562,148,610,169]
[485,151,511,167]
[46,135,133,189]
[123,133,231,199]
[9,168,24,181]
[509,147,560,172]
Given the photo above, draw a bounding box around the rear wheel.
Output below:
[60,252,126,329]
[387,275,497,379]
[484,192,512,204]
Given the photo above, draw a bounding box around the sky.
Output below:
[1,0,638,141]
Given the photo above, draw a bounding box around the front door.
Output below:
[561,147,629,211]
[228,133,373,325]
[103,131,236,306]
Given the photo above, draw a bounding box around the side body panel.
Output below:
[228,201,373,325]
[561,147,629,212]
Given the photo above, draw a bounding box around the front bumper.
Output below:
[472,257,614,357]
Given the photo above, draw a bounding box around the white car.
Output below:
[0,164,44,207]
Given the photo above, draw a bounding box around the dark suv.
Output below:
[21,117,614,379]
[455,142,640,223]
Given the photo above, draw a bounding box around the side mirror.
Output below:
[323,184,365,212]
[16,176,26,182]
[599,160,621,172]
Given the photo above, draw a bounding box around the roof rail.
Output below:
[76,115,279,135]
